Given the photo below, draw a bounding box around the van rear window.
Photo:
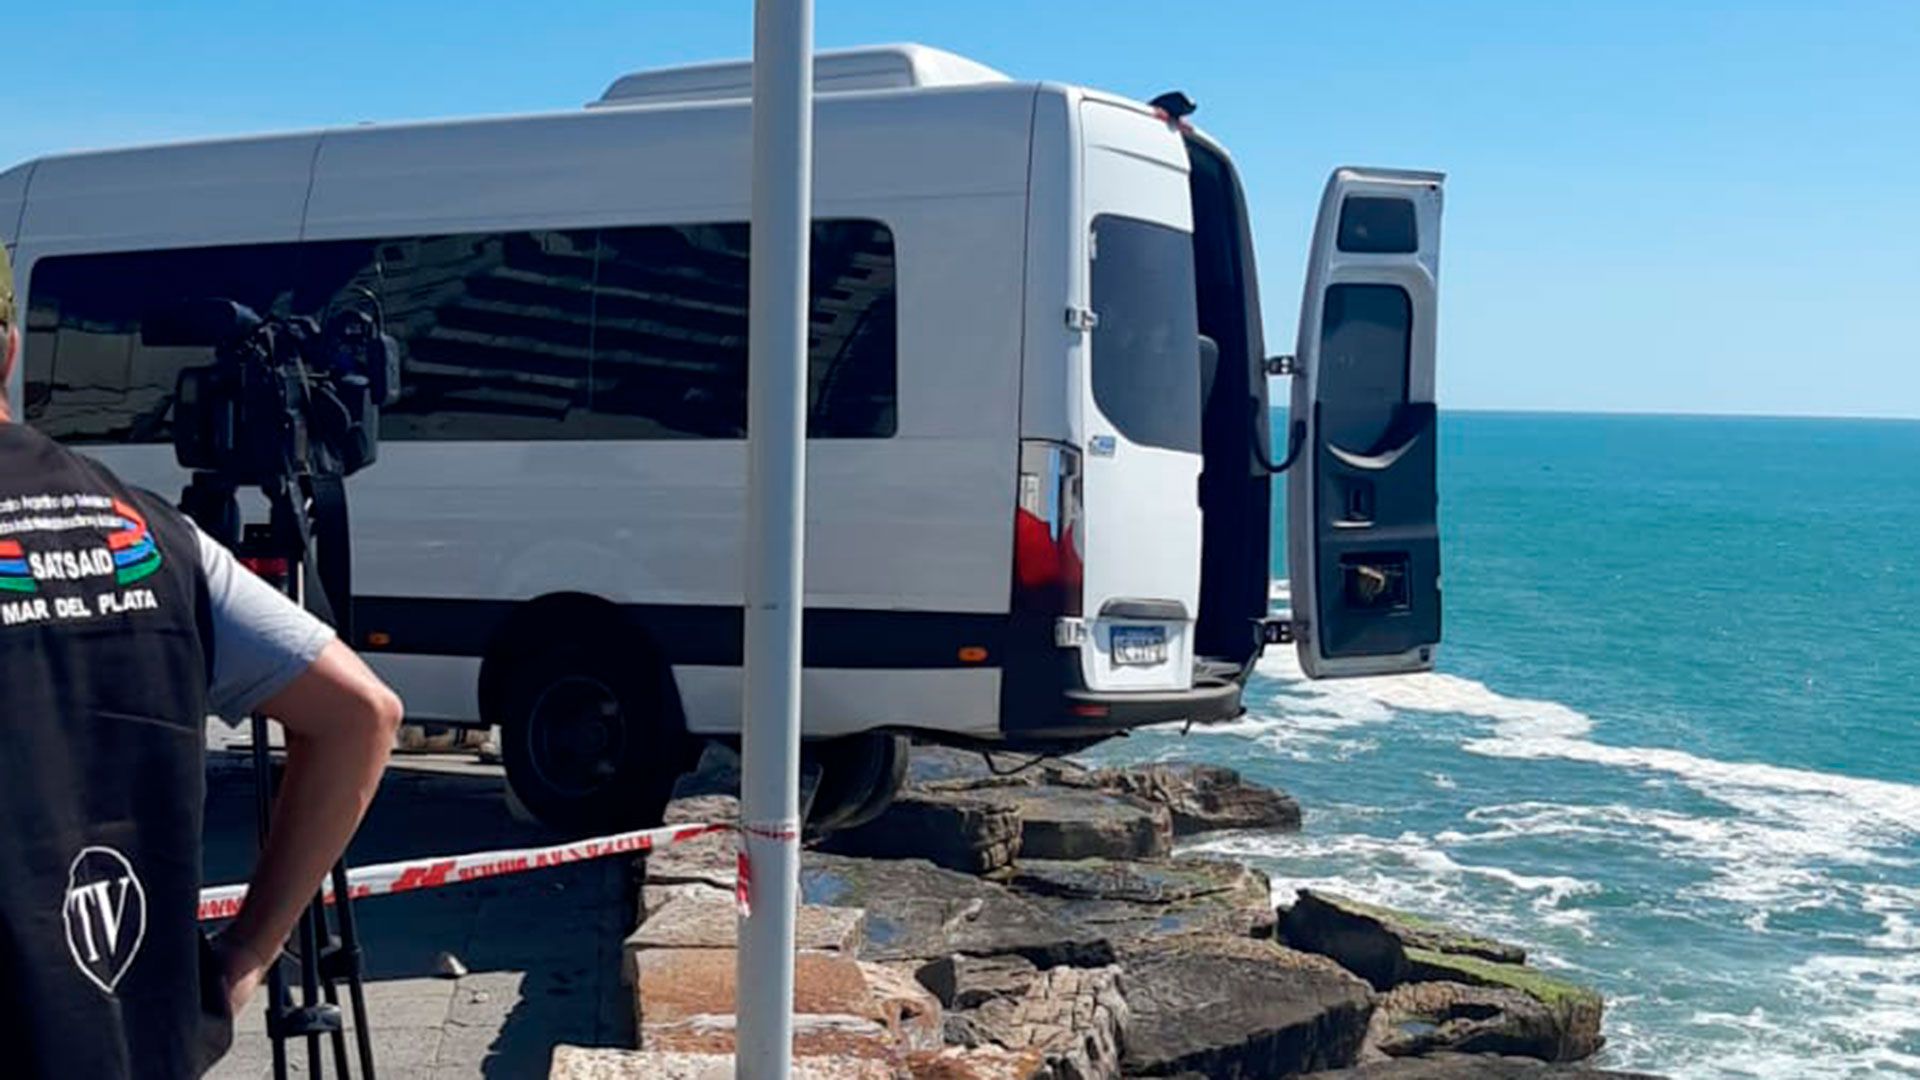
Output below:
[1090,215,1201,453]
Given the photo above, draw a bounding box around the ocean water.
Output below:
[1094,413,1920,1078]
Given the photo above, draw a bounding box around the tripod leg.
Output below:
[322,975,352,1079]
[300,903,326,1073]
[331,860,379,1080]
[251,714,293,1080]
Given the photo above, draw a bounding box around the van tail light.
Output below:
[1014,440,1083,617]
[239,555,292,591]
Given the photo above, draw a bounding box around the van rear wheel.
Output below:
[804,733,908,838]
[497,641,694,837]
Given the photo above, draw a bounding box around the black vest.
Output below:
[0,424,230,1078]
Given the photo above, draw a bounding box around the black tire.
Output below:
[497,640,695,837]
[804,733,909,838]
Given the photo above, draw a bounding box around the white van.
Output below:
[0,45,1443,833]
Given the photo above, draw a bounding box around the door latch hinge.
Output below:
[1066,307,1100,333]
[1262,619,1296,646]
[1265,355,1298,377]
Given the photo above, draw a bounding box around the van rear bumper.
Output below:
[1062,676,1243,730]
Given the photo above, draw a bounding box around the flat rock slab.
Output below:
[1088,762,1302,836]
[1281,889,1527,990]
[1364,980,1567,1062]
[950,964,1128,1080]
[916,953,1040,1010]
[551,1045,895,1080]
[906,1045,1048,1079]
[1401,950,1604,1062]
[644,800,739,890]
[1008,856,1276,942]
[634,948,874,1026]
[818,789,1023,874]
[1122,934,1373,1078]
[628,890,864,954]
[643,1013,903,1063]
[1306,1052,1666,1080]
[964,785,1172,860]
[800,853,1114,968]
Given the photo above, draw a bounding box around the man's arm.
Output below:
[191,526,402,1010]
[215,642,401,1005]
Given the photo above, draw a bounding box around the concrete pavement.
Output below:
[202,749,633,1079]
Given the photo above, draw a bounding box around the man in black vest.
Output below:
[0,243,404,1076]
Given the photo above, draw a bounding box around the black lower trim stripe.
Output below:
[353,596,1010,670]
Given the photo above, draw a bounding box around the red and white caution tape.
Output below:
[197,821,730,922]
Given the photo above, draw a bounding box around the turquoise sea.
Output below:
[1098,413,1920,1078]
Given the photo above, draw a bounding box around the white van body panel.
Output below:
[593,43,1009,107]
[5,83,1045,740]
[1,163,33,252]
[19,135,319,253]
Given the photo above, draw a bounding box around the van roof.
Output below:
[590,43,1009,107]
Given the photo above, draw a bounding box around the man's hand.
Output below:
[211,934,275,1018]
[218,640,402,984]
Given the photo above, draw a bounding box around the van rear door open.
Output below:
[1075,100,1204,695]
[1286,168,1444,678]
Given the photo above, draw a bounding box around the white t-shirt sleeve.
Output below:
[194,525,337,721]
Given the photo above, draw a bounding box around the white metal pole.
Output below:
[736,1,811,1077]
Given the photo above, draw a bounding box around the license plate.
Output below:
[1111,625,1168,666]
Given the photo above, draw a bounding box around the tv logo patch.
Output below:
[63,846,148,995]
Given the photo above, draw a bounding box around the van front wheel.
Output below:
[497,642,694,837]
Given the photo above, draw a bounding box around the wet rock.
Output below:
[1280,889,1526,990]
[1400,950,1604,1062]
[800,853,1114,968]
[964,786,1172,861]
[1008,857,1275,942]
[817,789,1023,874]
[1306,1052,1664,1079]
[905,1045,1048,1079]
[956,964,1128,1080]
[1362,981,1567,1061]
[1085,762,1302,836]
[1121,934,1373,1078]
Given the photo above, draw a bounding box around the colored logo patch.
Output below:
[0,539,33,594]
[106,500,163,586]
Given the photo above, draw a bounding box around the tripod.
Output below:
[186,469,378,1080]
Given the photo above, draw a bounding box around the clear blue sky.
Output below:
[5,1,1916,418]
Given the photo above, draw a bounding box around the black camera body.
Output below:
[148,299,399,487]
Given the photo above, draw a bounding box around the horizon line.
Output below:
[1269,403,1920,424]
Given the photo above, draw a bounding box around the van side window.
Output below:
[25,245,298,443]
[24,220,898,445]
[1090,215,1201,453]
[592,220,897,439]
[374,230,599,440]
